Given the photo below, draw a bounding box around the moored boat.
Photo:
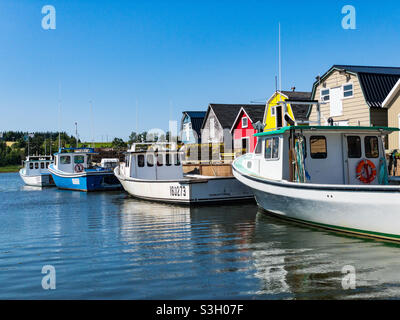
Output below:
[233,99,400,242]
[19,155,55,187]
[48,148,121,192]
[114,143,254,204]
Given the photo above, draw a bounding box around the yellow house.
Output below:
[263,90,311,131]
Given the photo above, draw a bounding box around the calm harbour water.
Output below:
[1,172,400,299]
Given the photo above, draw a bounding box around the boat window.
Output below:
[29,163,33,169]
[166,153,172,166]
[138,155,145,167]
[157,154,163,166]
[147,154,154,167]
[254,139,262,154]
[310,136,327,159]
[46,162,49,168]
[54,157,57,166]
[35,163,39,169]
[41,162,45,169]
[60,156,71,164]
[347,136,361,158]
[365,136,379,158]
[264,137,279,160]
[74,155,85,164]
[125,154,130,167]
[175,153,181,166]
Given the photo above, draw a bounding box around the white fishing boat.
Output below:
[114,143,253,204]
[233,99,400,242]
[19,155,55,187]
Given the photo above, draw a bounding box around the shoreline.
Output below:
[0,166,22,173]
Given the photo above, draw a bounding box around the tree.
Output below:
[111,138,127,149]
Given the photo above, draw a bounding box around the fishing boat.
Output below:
[19,155,55,187]
[114,143,254,204]
[48,148,121,192]
[233,99,400,242]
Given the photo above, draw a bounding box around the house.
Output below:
[308,65,400,127]
[263,90,312,131]
[231,105,265,153]
[383,79,400,151]
[180,111,206,144]
[200,103,265,146]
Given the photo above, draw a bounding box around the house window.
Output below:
[242,117,248,128]
[138,155,145,167]
[271,106,276,116]
[60,156,71,164]
[310,136,327,159]
[343,84,353,98]
[321,89,330,102]
[210,118,215,139]
[365,136,379,158]
[264,137,279,160]
[347,136,361,158]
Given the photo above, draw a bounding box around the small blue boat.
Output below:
[48,148,121,192]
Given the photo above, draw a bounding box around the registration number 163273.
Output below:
[170,185,187,197]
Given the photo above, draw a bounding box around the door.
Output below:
[330,87,343,117]
[343,135,362,184]
[242,138,249,154]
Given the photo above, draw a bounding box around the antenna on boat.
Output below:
[278,22,282,97]
[58,82,61,150]
[75,122,79,148]
[89,100,94,148]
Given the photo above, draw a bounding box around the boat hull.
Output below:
[19,169,54,187]
[115,167,254,204]
[232,160,400,242]
[48,166,121,192]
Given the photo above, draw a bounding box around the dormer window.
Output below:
[242,117,248,128]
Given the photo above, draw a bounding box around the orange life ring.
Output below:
[74,164,84,173]
[356,160,376,184]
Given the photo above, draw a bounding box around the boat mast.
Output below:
[58,82,61,150]
[90,100,94,148]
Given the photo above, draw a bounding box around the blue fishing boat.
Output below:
[48,148,121,192]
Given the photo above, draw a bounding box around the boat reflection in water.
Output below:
[252,210,400,299]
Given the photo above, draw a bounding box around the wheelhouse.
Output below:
[53,148,97,173]
[23,155,53,174]
[121,142,183,180]
[244,126,398,186]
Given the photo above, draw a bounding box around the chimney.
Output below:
[291,86,296,92]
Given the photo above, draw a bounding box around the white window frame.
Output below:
[342,82,354,99]
[271,106,276,116]
[320,88,330,102]
[242,117,248,128]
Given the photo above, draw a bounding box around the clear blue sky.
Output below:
[0,0,399,141]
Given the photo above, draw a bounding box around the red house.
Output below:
[230,105,265,153]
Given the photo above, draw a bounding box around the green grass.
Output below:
[0,165,22,173]
[65,142,114,148]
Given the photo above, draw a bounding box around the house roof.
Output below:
[181,111,206,136]
[230,105,265,131]
[201,104,265,129]
[312,65,400,108]
[382,79,400,108]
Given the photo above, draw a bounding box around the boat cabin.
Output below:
[23,155,53,174]
[121,143,183,180]
[53,148,97,173]
[242,100,398,186]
